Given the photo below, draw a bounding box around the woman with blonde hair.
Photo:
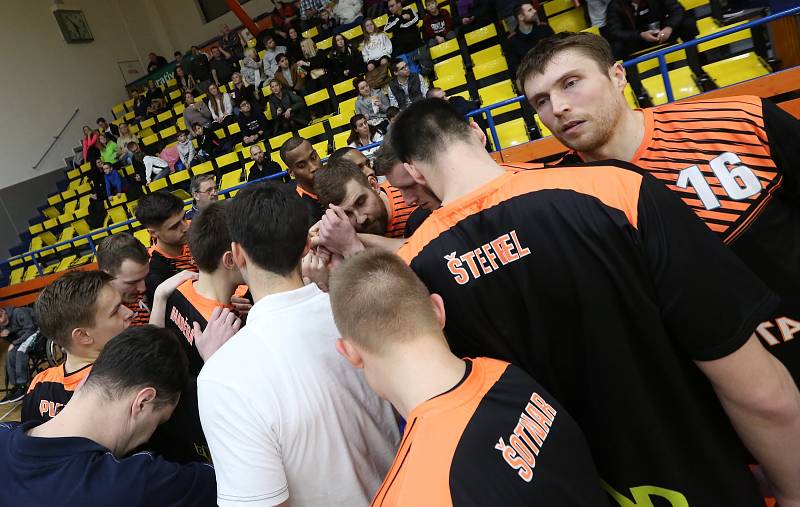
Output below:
[361,18,392,71]
[298,38,331,93]
[240,47,263,88]
[115,123,139,167]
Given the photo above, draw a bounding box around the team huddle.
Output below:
[1,32,799,507]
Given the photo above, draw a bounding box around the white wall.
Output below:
[0,0,274,191]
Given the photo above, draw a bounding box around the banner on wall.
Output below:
[124,62,177,93]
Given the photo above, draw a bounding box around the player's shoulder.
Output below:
[655,94,765,117]
[28,365,65,392]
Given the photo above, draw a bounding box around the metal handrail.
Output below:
[32,109,80,170]
[4,6,800,278]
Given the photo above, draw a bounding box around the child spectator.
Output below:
[102,163,125,200]
[193,123,225,159]
[177,130,198,170]
[422,0,456,46]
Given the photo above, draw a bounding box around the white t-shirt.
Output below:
[197,283,399,507]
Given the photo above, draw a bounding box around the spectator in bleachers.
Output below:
[3,325,218,507]
[387,59,428,108]
[131,89,150,122]
[237,99,271,146]
[187,175,218,220]
[102,163,125,200]
[241,47,265,88]
[361,18,393,71]
[453,0,490,30]
[280,137,325,223]
[210,46,235,88]
[332,0,364,34]
[298,38,331,94]
[268,79,310,134]
[97,135,119,167]
[317,8,336,38]
[604,0,705,98]
[385,0,427,75]
[245,144,283,182]
[274,53,309,95]
[327,34,364,81]
[145,80,165,103]
[174,50,191,77]
[81,126,100,167]
[228,72,258,110]
[422,0,457,46]
[115,123,139,167]
[128,142,168,184]
[158,144,182,173]
[197,183,399,507]
[135,191,193,304]
[192,123,227,159]
[206,83,235,127]
[347,114,385,158]
[176,130,199,170]
[147,52,168,73]
[219,23,246,62]
[97,117,119,142]
[190,46,213,94]
[0,306,37,404]
[354,76,391,131]
[22,271,134,424]
[262,36,287,82]
[96,233,152,327]
[285,26,306,62]
[300,0,331,29]
[183,91,213,130]
[174,66,197,96]
[505,2,554,76]
[269,2,301,39]
[494,0,520,32]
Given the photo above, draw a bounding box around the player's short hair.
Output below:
[327,146,360,166]
[387,98,471,165]
[83,325,188,406]
[329,250,440,353]
[373,141,400,177]
[96,233,149,275]
[516,32,615,89]
[190,174,215,195]
[279,136,307,166]
[35,271,115,350]
[135,191,184,229]
[225,182,309,275]
[315,159,370,208]
[188,201,231,273]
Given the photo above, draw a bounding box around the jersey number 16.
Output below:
[676,152,762,211]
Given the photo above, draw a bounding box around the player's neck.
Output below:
[245,266,305,304]
[64,350,97,373]
[194,272,237,305]
[383,338,468,419]
[582,108,644,163]
[438,150,506,207]
[157,240,184,258]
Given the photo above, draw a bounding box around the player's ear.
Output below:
[131,387,157,418]
[71,327,93,347]
[230,242,246,269]
[404,162,426,186]
[335,338,364,368]
[467,120,486,147]
[222,251,236,271]
[610,62,627,93]
[368,175,379,191]
[430,293,446,329]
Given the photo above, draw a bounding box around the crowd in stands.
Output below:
[2,0,798,505]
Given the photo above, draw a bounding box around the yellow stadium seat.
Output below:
[333,79,355,96]
[247,38,257,48]
[374,13,389,27]
[581,25,600,35]
[273,151,288,170]
[305,88,331,107]
[54,256,76,274]
[333,130,351,150]
[337,96,358,117]
[679,0,709,9]
[302,26,319,39]
[227,122,241,135]
[172,189,191,201]
[139,117,156,130]
[173,102,186,114]
[191,160,214,175]
[105,206,129,227]
[478,80,521,116]
[157,110,174,123]
[697,21,750,52]
[299,122,326,140]
[165,78,177,88]
[550,7,588,32]
[109,193,128,207]
[702,52,770,88]
[696,17,719,36]
[642,66,700,105]
[430,37,460,60]
[473,55,509,80]
[124,98,134,111]
[312,140,329,158]
[434,71,467,92]
[318,37,333,50]
[112,103,126,118]
[624,84,638,108]
[123,112,135,122]
[73,219,91,236]
[491,119,529,150]
[142,133,159,146]
[534,114,553,137]
[133,229,152,247]
[43,206,59,219]
[220,169,243,190]
[544,0,577,17]
[465,24,497,46]
[147,177,169,193]
[170,89,182,101]
[9,267,24,285]
[434,55,466,90]
[159,125,177,139]
[169,170,190,186]
[341,25,363,40]
[637,46,687,73]
[23,265,40,282]
[29,223,44,235]
[471,45,503,67]
[215,151,240,170]
[269,132,293,151]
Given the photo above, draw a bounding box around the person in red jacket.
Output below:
[422,0,456,46]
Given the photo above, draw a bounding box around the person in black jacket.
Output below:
[505,3,555,76]
[604,0,707,99]
[191,124,228,159]
[237,100,272,146]
[146,52,168,73]
[327,34,365,82]
[229,72,258,110]
[385,0,424,61]
[244,144,283,182]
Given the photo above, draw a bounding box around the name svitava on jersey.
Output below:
[494,392,558,482]
[444,230,531,285]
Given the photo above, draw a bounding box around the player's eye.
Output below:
[536,96,549,108]
[565,78,578,89]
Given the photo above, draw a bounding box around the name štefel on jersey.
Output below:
[445,230,531,285]
[494,392,558,483]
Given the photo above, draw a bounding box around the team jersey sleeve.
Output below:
[636,172,779,361]
[197,377,288,507]
[762,98,800,200]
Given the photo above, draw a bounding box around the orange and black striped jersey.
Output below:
[398,164,776,506]
[372,357,607,507]
[145,243,195,306]
[125,298,151,327]
[21,363,92,423]
[379,182,417,238]
[558,96,800,383]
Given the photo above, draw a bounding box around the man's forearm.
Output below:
[357,233,404,253]
[148,292,169,328]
